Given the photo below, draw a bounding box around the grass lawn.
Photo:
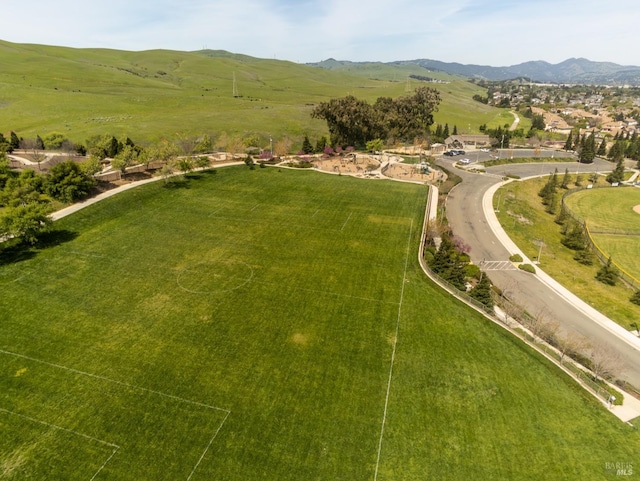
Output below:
[495,177,640,329]
[1,167,638,480]
[564,187,640,284]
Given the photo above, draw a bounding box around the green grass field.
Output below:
[0,40,505,147]
[564,186,640,285]
[1,167,638,480]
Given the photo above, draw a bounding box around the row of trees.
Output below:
[311,87,441,148]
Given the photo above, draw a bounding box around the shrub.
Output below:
[465,263,481,279]
[509,253,523,263]
[518,263,536,274]
[573,249,594,265]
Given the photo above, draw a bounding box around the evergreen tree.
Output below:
[564,131,574,151]
[35,135,45,150]
[10,132,20,151]
[606,158,625,184]
[443,124,450,139]
[301,135,314,154]
[538,168,558,204]
[561,221,587,250]
[595,257,619,286]
[573,249,594,265]
[555,205,569,226]
[607,140,625,162]
[315,136,327,153]
[545,192,558,214]
[468,272,494,309]
[560,168,570,189]
[429,236,467,291]
[575,173,583,187]
[452,125,458,135]
[579,132,596,163]
[597,138,607,156]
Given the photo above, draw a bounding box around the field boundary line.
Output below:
[0,407,120,481]
[374,219,413,481]
[186,410,231,481]
[0,349,229,412]
[0,348,231,480]
[341,212,353,231]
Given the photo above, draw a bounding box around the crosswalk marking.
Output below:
[479,260,517,271]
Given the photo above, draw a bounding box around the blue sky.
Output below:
[3,0,638,66]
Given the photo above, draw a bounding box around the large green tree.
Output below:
[311,87,440,148]
[0,202,52,244]
[46,160,96,203]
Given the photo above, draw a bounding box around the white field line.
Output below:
[341,212,353,231]
[0,407,120,481]
[0,349,228,412]
[186,410,231,481]
[0,349,230,479]
[374,219,413,481]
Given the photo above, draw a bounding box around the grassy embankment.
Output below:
[0,40,508,148]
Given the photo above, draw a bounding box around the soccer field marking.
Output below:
[176,259,255,294]
[341,212,353,231]
[186,410,231,481]
[0,349,231,479]
[0,407,120,481]
[374,219,413,481]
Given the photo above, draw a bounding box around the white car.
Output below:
[460,158,471,164]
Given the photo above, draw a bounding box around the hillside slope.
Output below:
[0,41,501,147]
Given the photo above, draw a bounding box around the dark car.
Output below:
[443,150,455,156]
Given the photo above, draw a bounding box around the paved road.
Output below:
[437,151,640,387]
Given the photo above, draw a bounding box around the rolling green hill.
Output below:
[0,40,504,149]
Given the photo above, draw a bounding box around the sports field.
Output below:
[1,167,638,480]
[564,186,640,282]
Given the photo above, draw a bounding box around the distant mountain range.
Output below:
[308,58,640,86]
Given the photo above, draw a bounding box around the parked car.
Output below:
[459,158,471,164]
[443,150,456,156]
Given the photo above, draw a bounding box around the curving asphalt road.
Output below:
[436,150,640,387]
